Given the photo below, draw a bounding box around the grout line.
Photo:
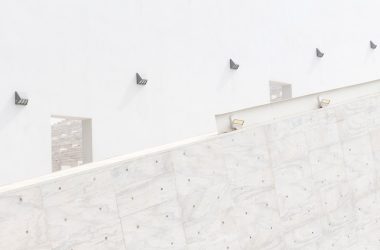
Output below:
[171,150,191,250]
[109,169,129,250]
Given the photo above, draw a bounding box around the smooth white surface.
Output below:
[2,0,380,185]
[1,93,380,249]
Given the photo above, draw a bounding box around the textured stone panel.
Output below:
[222,126,267,150]
[121,200,186,250]
[341,135,377,199]
[283,218,322,249]
[0,187,51,250]
[41,170,125,250]
[334,97,372,121]
[179,184,239,247]
[232,189,284,250]
[269,132,308,166]
[111,152,173,191]
[316,222,358,250]
[115,172,177,218]
[4,94,380,249]
[224,145,273,191]
[337,112,370,141]
[172,139,229,197]
[309,144,346,190]
[305,122,340,150]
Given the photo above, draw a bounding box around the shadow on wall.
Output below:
[118,74,147,110]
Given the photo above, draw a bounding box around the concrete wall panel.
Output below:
[121,200,187,250]
[2,94,380,249]
[0,187,50,250]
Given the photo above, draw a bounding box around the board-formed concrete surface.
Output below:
[2,94,380,250]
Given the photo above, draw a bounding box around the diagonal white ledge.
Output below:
[1,86,380,194]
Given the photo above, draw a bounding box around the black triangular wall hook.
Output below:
[15,91,28,106]
[316,48,324,58]
[136,73,148,85]
[370,41,377,49]
[230,59,239,70]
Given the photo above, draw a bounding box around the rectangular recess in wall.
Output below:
[269,81,292,103]
[51,115,92,172]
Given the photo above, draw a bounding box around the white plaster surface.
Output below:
[4,0,380,186]
[2,94,380,249]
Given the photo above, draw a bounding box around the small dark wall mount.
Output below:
[15,91,28,105]
[316,48,324,58]
[136,73,148,85]
[230,59,239,70]
[370,41,377,49]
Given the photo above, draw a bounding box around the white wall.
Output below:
[1,0,380,185]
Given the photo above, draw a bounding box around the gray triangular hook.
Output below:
[136,73,148,85]
[370,41,377,49]
[15,91,28,105]
[316,48,324,58]
[230,59,239,70]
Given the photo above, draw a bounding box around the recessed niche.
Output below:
[51,116,92,172]
[269,81,292,103]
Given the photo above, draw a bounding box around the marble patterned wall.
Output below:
[2,94,380,250]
